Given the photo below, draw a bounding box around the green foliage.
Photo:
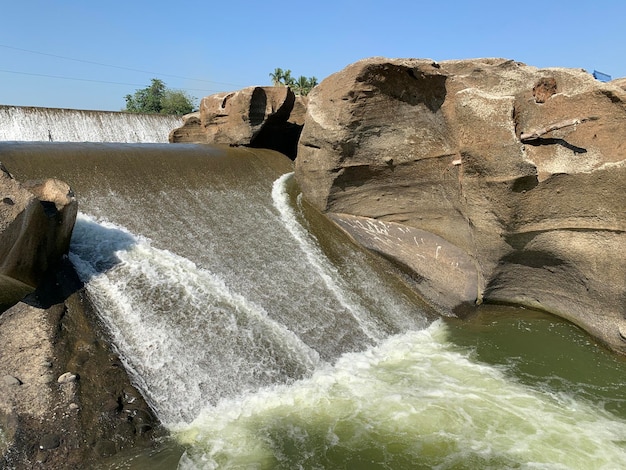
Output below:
[269,68,318,96]
[124,78,196,115]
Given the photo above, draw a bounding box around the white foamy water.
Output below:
[69,214,322,425]
[273,173,384,342]
[0,105,180,143]
[175,321,626,469]
[64,167,626,469]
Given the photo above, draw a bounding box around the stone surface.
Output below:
[57,372,78,384]
[0,260,163,468]
[0,166,77,309]
[169,87,307,159]
[613,77,626,91]
[295,57,626,353]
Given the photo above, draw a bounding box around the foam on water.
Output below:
[174,321,626,469]
[0,105,180,143]
[272,173,383,342]
[70,214,322,425]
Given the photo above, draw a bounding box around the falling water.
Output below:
[0,105,180,143]
[3,142,626,469]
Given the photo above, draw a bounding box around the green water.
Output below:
[102,310,626,469]
[5,143,624,469]
[445,305,626,420]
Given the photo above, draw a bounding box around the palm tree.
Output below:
[293,76,308,95]
[270,68,285,86]
[293,76,319,96]
[282,69,295,87]
[269,68,317,93]
[269,68,284,86]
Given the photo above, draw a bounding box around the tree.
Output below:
[160,89,196,115]
[269,68,317,95]
[293,75,318,96]
[124,78,196,115]
[269,68,285,86]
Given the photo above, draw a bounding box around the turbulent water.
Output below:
[0,105,180,143]
[3,142,626,469]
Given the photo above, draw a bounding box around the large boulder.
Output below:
[0,164,77,310]
[295,57,626,353]
[169,86,307,159]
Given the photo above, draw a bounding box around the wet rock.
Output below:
[39,434,60,450]
[94,440,117,458]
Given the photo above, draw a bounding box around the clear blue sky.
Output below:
[1,0,624,111]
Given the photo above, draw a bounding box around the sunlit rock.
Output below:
[170,86,307,159]
[295,57,626,352]
[0,165,77,309]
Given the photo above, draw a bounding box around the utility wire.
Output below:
[0,43,245,88]
[0,68,223,94]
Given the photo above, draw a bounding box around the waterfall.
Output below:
[0,105,181,143]
[4,142,626,469]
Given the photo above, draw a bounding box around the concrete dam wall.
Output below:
[0,105,182,143]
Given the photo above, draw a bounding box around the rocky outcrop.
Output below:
[613,77,626,92]
[1,165,77,310]
[0,167,163,467]
[0,260,163,468]
[169,86,307,159]
[295,57,626,353]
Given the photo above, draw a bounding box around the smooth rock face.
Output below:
[0,166,77,309]
[295,57,626,352]
[169,86,307,159]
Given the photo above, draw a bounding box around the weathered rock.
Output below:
[57,372,78,384]
[169,86,307,159]
[0,260,163,468]
[1,376,21,387]
[613,77,626,92]
[0,166,77,310]
[295,57,626,352]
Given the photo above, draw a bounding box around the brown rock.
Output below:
[0,260,164,468]
[295,57,626,353]
[0,168,77,309]
[612,77,626,92]
[169,86,306,159]
[533,76,558,103]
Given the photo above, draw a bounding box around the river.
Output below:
[2,142,626,469]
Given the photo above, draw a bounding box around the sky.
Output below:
[1,0,624,111]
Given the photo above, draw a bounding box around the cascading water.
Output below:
[3,142,626,469]
[0,105,180,143]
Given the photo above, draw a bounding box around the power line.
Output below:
[0,43,244,88]
[0,69,223,94]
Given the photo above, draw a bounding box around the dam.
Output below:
[0,105,181,143]
[2,141,626,468]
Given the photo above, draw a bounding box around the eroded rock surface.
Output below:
[0,260,163,468]
[295,57,626,352]
[169,86,307,159]
[1,165,77,310]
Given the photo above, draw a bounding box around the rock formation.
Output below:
[169,86,307,159]
[0,259,163,468]
[1,167,162,466]
[1,164,77,310]
[295,57,626,353]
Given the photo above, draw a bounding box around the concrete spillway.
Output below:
[0,105,181,143]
